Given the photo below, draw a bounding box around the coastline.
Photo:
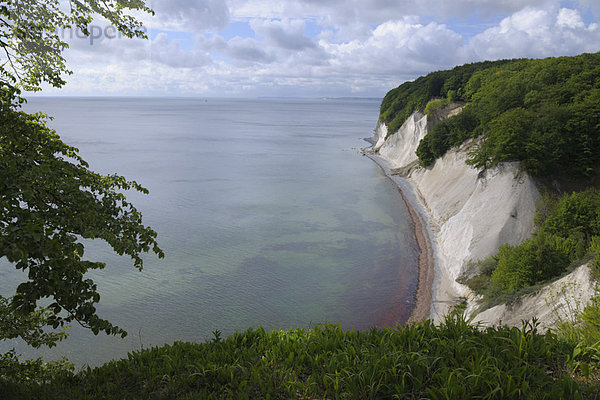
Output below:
[366,105,545,326]
[366,153,436,323]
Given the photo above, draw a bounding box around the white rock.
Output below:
[372,106,540,323]
[377,111,428,167]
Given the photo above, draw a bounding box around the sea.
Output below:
[0,97,419,367]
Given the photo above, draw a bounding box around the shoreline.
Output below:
[366,153,435,323]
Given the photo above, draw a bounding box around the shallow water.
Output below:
[0,97,418,367]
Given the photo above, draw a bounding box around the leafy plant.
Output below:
[424,98,450,115]
[0,0,163,350]
[4,316,597,399]
[1,107,164,339]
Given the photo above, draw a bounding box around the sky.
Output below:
[41,0,600,98]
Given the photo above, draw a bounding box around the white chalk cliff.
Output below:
[369,103,579,325]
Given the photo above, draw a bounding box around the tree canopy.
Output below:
[380,53,600,177]
[1,0,152,93]
[0,0,162,346]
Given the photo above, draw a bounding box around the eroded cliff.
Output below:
[370,104,542,323]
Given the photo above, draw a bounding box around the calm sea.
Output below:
[0,97,418,367]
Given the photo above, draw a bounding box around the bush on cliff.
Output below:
[379,59,512,136]
[469,189,600,299]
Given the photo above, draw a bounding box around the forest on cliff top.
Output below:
[380,52,600,177]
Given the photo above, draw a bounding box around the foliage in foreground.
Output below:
[0,102,164,341]
[1,0,152,92]
[2,315,599,399]
[1,0,161,350]
[380,52,600,177]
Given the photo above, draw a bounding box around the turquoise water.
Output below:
[0,98,418,366]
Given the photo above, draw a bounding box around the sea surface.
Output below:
[0,97,418,367]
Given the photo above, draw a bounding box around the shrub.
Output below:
[3,317,594,399]
[482,190,600,299]
[465,274,491,295]
[424,98,450,115]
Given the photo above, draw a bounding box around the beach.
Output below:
[366,153,436,323]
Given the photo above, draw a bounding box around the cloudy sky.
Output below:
[42,0,600,98]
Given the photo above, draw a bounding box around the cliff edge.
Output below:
[370,104,541,323]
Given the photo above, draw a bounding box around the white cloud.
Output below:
[40,4,600,97]
[150,33,212,68]
[229,0,559,28]
[468,7,600,60]
[250,19,317,50]
[62,25,211,69]
[324,19,466,76]
[147,0,230,32]
[557,8,586,29]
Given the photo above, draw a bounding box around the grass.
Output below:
[2,313,599,399]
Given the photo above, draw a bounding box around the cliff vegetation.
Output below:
[380,53,600,177]
[378,53,600,393]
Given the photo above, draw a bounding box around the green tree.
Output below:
[542,189,600,240]
[0,0,162,347]
[1,0,152,92]
[470,107,532,168]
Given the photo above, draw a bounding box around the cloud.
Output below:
[45,4,600,98]
[468,7,600,59]
[557,8,586,29]
[227,0,577,44]
[225,37,276,63]
[61,23,150,64]
[192,19,326,66]
[230,0,557,25]
[250,19,317,50]
[148,0,230,32]
[61,26,212,69]
[195,35,275,64]
[324,18,466,76]
[150,33,212,68]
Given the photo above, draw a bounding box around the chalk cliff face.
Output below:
[373,111,427,168]
[371,105,540,322]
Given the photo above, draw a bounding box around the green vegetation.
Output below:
[577,296,600,345]
[423,98,450,115]
[416,106,479,166]
[0,0,152,92]
[556,293,600,352]
[387,56,600,370]
[0,107,164,339]
[465,189,600,300]
[1,0,161,367]
[2,5,599,397]
[463,189,600,359]
[379,59,513,136]
[380,53,600,177]
[3,315,599,399]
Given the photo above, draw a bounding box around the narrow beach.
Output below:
[366,153,435,323]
